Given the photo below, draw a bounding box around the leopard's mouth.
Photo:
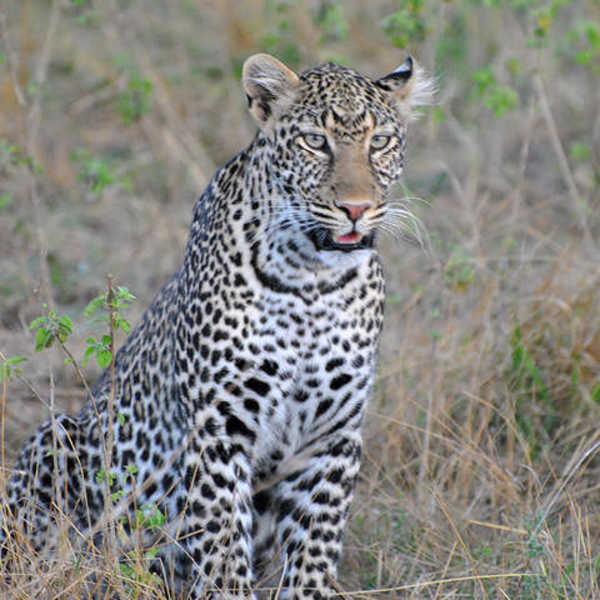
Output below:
[308,227,375,252]
[335,232,362,245]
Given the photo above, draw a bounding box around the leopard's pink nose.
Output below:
[339,203,371,221]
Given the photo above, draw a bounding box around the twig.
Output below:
[26,0,62,313]
[102,274,120,579]
[340,573,533,596]
[540,434,600,527]
[433,490,488,599]
[106,274,116,475]
[434,540,458,600]
[16,0,64,530]
[0,12,26,107]
[27,0,61,153]
[97,0,214,190]
[58,343,95,406]
[0,356,8,502]
[533,72,591,243]
[510,92,536,226]
[274,554,288,599]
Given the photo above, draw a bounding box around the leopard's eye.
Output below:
[301,133,328,151]
[370,135,393,151]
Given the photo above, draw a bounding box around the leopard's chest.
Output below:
[175,242,385,470]
[236,277,383,463]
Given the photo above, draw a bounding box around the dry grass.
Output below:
[1,0,599,598]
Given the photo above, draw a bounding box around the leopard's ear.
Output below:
[242,53,301,130]
[376,56,434,120]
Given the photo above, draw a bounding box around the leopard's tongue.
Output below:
[335,232,361,244]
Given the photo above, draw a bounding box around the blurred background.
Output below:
[1,0,599,597]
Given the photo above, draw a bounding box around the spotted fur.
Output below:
[1,54,432,598]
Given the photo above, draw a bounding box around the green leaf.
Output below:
[592,383,600,405]
[82,346,96,366]
[7,356,26,366]
[59,315,73,332]
[570,141,590,162]
[111,490,125,503]
[84,294,107,317]
[472,67,495,95]
[511,325,523,371]
[35,327,53,352]
[97,349,113,368]
[0,194,13,210]
[485,85,518,118]
[117,287,136,302]
[29,316,48,330]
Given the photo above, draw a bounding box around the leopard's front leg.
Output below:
[177,436,256,599]
[275,431,362,600]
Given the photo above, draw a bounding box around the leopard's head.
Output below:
[243,54,433,252]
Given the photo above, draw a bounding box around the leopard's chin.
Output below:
[308,227,376,252]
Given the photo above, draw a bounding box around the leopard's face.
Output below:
[243,54,433,252]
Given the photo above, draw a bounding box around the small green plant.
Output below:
[0,356,27,383]
[0,139,43,174]
[29,309,74,351]
[83,286,136,368]
[380,2,427,49]
[75,9,101,28]
[569,141,591,162]
[83,334,114,369]
[435,11,468,72]
[116,70,154,125]
[512,511,564,598]
[510,325,548,403]
[592,382,600,405]
[95,467,117,487]
[444,245,475,291]
[0,194,13,210]
[561,20,600,69]
[471,67,519,118]
[71,149,115,197]
[119,546,162,595]
[96,468,130,503]
[314,1,349,42]
[23,282,135,394]
[116,470,166,595]
[132,503,166,531]
[508,324,563,460]
[523,511,545,558]
[102,468,167,595]
[84,286,135,332]
[259,2,301,68]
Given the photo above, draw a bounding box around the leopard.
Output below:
[1,54,432,598]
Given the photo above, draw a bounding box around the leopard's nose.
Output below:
[338,203,372,221]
